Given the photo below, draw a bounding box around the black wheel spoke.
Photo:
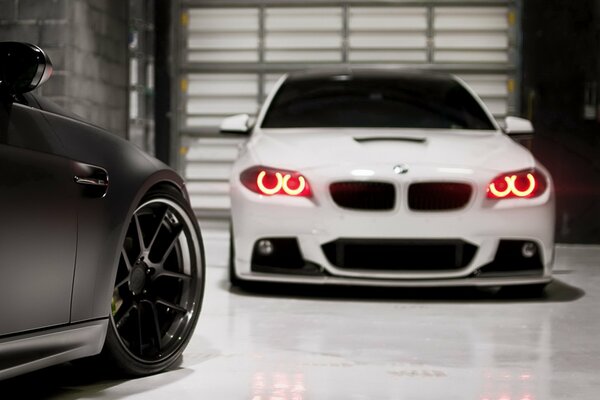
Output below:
[153,269,191,282]
[114,302,135,328]
[156,298,189,314]
[133,214,145,251]
[147,208,169,255]
[121,248,132,271]
[144,300,164,353]
[160,224,184,264]
[135,305,144,356]
[116,275,129,289]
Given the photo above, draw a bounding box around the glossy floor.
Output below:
[2,221,599,399]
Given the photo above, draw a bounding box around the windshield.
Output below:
[261,74,496,130]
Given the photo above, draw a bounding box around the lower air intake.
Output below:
[322,239,477,271]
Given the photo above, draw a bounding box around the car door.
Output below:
[0,97,78,336]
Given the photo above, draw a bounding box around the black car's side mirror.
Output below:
[0,42,53,95]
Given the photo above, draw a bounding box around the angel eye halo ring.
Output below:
[487,170,546,199]
[241,166,311,197]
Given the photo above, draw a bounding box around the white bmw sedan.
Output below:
[222,69,555,293]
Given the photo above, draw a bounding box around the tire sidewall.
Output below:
[103,185,205,376]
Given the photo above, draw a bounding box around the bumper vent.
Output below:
[330,181,395,211]
[408,182,472,211]
[322,239,477,271]
[476,240,544,277]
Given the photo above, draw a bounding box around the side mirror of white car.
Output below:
[504,116,534,135]
[503,116,534,149]
[220,114,251,134]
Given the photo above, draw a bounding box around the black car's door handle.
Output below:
[73,163,109,198]
[74,176,108,187]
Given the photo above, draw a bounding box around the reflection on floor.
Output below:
[1,221,599,400]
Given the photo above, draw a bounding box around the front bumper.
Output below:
[230,166,555,287]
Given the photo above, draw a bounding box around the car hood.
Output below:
[248,128,535,173]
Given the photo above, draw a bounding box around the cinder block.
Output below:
[39,72,67,97]
[40,22,68,47]
[42,47,66,69]
[106,0,127,22]
[70,49,100,78]
[0,0,16,21]
[0,24,40,44]
[72,0,88,26]
[71,25,95,53]
[19,0,66,20]
[87,0,110,13]
[109,61,128,88]
[18,0,131,140]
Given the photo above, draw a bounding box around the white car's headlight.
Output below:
[240,166,312,197]
[486,169,548,199]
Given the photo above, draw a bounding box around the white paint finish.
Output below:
[504,116,534,134]
[263,73,285,100]
[8,239,600,400]
[229,73,553,285]
[182,4,515,213]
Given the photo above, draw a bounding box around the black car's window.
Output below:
[261,75,495,130]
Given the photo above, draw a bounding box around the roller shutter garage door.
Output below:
[179,1,519,215]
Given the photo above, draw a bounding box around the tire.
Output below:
[228,221,256,291]
[228,221,243,287]
[101,185,205,376]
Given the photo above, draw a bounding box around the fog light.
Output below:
[257,239,274,256]
[521,242,537,258]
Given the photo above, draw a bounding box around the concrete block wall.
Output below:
[0,0,129,137]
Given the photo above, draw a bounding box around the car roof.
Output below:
[284,68,457,84]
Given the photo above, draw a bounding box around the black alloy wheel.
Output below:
[102,186,204,376]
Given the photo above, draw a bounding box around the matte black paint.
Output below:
[0,92,188,374]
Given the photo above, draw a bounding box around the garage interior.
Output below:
[1,0,600,398]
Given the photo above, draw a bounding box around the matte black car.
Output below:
[0,42,204,379]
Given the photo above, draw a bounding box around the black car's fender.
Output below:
[37,101,188,323]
